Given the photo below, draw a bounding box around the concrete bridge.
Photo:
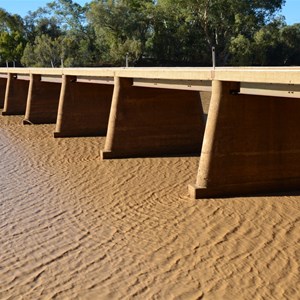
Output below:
[1,66,300,198]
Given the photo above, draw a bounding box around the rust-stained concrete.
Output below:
[189,80,300,198]
[3,74,29,115]
[54,75,114,137]
[23,74,61,124]
[101,77,205,158]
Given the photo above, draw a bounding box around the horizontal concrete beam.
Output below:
[0,67,300,85]
[76,76,114,85]
[63,68,117,77]
[115,68,213,81]
[0,68,30,75]
[213,69,300,85]
[41,75,62,83]
[15,75,30,81]
[40,75,115,84]
[0,67,117,77]
[133,78,212,92]
[240,82,300,98]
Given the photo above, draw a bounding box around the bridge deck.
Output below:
[1,66,300,83]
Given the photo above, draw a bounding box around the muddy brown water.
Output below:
[0,102,299,299]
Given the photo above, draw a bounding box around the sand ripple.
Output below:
[0,112,300,299]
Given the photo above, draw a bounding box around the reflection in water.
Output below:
[0,112,299,299]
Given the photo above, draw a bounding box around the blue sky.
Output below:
[0,0,299,25]
[280,0,300,24]
[0,0,88,16]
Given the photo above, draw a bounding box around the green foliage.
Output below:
[3,0,300,67]
[0,30,25,62]
[229,34,252,66]
[280,23,300,65]
[87,0,154,65]
[0,8,26,62]
[21,34,63,67]
[21,0,99,67]
[153,0,285,65]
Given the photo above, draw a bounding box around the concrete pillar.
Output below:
[189,80,300,198]
[54,75,114,137]
[23,74,61,124]
[101,77,205,159]
[3,74,30,115]
[0,77,7,108]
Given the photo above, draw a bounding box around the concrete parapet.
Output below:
[23,74,61,124]
[54,75,114,137]
[2,74,29,115]
[189,80,300,198]
[0,77,7,108]
[101,77,205,159]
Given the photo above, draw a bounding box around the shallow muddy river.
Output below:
[0,112,299,299]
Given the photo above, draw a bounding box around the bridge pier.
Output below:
[101,77,205,159]
[2,74,29,115]
[0,77,7,108]
[189,80,300,198]
[54,75,114,137]
[23,74,61,124]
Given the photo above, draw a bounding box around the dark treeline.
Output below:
[0,0,299,67]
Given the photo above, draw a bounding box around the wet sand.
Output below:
[0,110,300,299]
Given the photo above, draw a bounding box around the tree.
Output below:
[87,0,155,65]
[280,23,300,65]
[229,34,252,66]
[0,8,26,64]
[49,0,101,66]
[155,0,286,65]
[21,34,63,67]
[22,0,99,67]
[2,0,293,67]
[252,17,286,65]
[149,0,211,65]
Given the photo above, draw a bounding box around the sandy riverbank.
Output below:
[0,108,299,299]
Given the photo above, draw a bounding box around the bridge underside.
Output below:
[54,75,114,137]
[24,74,61,124]
[2,74,29,115]
[0,77,7,108]
[101,77,205,159]
[189,80,300,198]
